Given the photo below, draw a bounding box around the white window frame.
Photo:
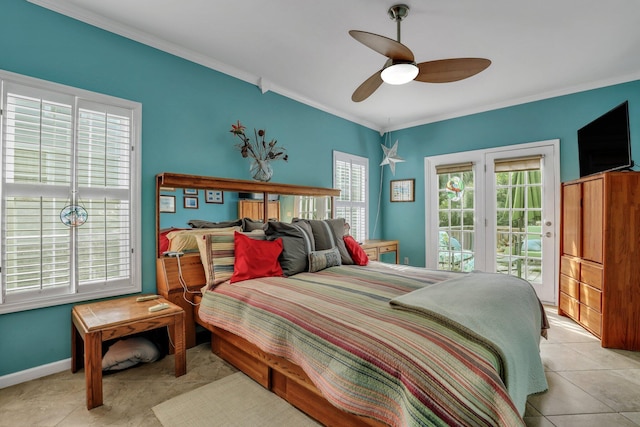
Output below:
[333,151,369,242]
[0,69,142,314]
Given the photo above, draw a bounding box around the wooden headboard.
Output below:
[156,253,205,348]
[156,253,205,295]
[155,172,340,348]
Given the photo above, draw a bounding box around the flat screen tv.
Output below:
[578,101,634,177]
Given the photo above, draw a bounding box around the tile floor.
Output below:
[524,307,640,426]
[1,307,639,426]
[0,340,237,427]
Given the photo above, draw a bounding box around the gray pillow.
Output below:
[294,218,353,265]
[242,217,266,232]
[308,247,342,273]
[188,219,243,229]
[265,221,315,276]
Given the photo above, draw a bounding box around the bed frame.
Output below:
[157,255,384,426]
[194,299,385,427]
[156,173,385,426]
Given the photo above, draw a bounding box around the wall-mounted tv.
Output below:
[578,101,634,177]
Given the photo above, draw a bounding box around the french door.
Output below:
[425,140,559,304]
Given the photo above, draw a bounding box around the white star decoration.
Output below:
[380,140,405,175]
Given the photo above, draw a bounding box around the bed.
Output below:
[196,260,548,427]
[155,173,548,426]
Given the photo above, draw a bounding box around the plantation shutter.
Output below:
[1,78,137,310]
[75,101,132,288]
[3,87,74,296]
[334,152,368,242]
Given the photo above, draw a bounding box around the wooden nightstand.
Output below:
[361,240,399,264]
[71,296,186,409]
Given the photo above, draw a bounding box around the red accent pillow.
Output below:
[230,231,284,283]
[343,235,369,266]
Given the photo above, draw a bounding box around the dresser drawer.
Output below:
[580,262,603,290]
[363,248,378,260]
[579,304,602,337]
[559,292,579,320]
[579,283,602,312]
[361,240,398,263]
[559,274,579,299]
[378,244,397,254]
[560,256,580,279]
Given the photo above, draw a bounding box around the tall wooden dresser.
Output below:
[238,200,280,221]
[558,171,640,350]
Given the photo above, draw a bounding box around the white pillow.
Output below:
[102,337,160,371]
[166,226,241,252]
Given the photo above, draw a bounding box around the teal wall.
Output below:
[380,81,640,267]
[0,1,381,376]
[1,0,638,378]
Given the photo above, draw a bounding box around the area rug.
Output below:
[152,372,320,427]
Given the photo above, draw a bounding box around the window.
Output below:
[0,70,141,314]
[297,196,318,219]
[295,195,331,220]
[333,151,368,242]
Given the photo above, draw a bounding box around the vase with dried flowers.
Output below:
[230,120,288,182]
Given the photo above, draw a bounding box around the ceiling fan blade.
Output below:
[352,70,383,102]
[415,58,491,83]
[349,30,414,61]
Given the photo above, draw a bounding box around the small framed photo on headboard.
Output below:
[205,189,224,204]
[183,196,199,209]
[159,195,176,213]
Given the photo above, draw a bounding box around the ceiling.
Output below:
[30,0,640,133]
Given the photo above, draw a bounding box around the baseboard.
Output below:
[0,358,70,389]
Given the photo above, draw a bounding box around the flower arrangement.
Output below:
[230,120,288,162]
[230,121,287,182]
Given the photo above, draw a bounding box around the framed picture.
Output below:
[183,188,198,195]
[183,196,199,209]
[390,179,415,202]
[159,195,176,213]
[205,189,224,204]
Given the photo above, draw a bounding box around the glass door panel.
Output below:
[485,144,557,303]
[436,169,475,272]
[495,169,543,284]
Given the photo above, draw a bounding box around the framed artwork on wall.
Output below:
[390,179,415,202]
[159,195,176,213]
[205,189,224,204]
[183,188,198,195]
[183,196,199,209]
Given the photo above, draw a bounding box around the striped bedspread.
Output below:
[199,262,542,426]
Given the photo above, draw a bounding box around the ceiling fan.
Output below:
[349,4,491,102]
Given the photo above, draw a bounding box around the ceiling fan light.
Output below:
[381,63,418,85]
